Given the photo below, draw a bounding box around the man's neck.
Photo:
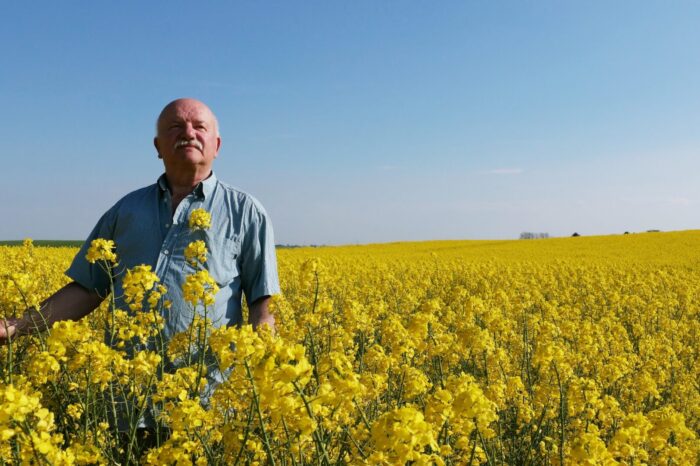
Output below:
[165,170,212,211]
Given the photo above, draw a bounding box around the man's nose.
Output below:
[183,123,196,138]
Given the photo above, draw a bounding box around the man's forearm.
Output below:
[15,282,103,335]
[248,296,275,333]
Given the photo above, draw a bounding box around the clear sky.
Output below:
[2,1,699,245]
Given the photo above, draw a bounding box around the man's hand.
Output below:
[0,282,103,344]
[249,296,276,334]
[0,319,19,344]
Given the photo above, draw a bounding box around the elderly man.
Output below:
[1,98,279,340]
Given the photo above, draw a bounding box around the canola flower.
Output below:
[188,208,212,231]
[0,231,699,463]
[184,240,208,266]
[85,238,117,264]
[182,270,219,307]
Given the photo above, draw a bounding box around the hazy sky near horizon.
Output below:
[2,1,700,245]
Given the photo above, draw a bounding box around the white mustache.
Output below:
[175,139,203,150]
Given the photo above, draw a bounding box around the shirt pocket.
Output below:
[204,234,241,287]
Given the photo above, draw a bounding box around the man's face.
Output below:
[154,99,221,176]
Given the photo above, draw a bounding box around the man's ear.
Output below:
[154,137,162,159]
[214,136,221,158]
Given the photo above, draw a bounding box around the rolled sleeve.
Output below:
[239,204,280,305]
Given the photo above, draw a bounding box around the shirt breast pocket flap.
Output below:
[206,235,241,287]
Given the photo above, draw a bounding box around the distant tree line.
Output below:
[518,230,662,240]
[276,244,323,249]
[519,232,550,240]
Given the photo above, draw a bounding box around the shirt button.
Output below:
[165,223,170,228]
[163,249,170,255]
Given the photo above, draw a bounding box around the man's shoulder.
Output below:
[101,183,158,218]
[213,179,269,215]
[114,183,158,206]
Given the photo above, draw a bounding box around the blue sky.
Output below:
[2,1,699,244]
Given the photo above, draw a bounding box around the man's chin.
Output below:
[162,158,202,171]
[174,150,204,161]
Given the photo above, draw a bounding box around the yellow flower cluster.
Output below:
[0,230,699,463]
[184,239,208,266]
[0,383,74,464]
[122,264,163,311]
[85,238,117,264]
[182,270,219,307]
[188,208,212,231]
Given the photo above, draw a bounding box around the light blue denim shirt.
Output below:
[67,172,280,339]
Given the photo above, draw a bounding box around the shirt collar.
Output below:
[157,172,218,200]
[157,174,169,193]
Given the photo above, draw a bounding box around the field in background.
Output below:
[0,240,83,248]
[0,231,698,463]
[282,230,700,265]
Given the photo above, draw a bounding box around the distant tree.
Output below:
[572,232,580,237]
[520,232,550,240]
[624,231,630,235]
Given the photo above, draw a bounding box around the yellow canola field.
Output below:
[1,231,699,465]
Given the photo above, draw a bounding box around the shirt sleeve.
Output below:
[65,208,117,298]
[239,202,280,305]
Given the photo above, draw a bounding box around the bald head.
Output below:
[156,98,219,137]
[153,98,222,180]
